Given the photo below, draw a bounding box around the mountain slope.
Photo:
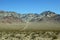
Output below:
[0,11,60,23]
[0,11,22,23]
[0,11,60,31]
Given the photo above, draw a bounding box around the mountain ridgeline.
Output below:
[0,11,60,23]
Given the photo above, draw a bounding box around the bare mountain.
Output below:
[0,11,60,31]
[0,11,22,23]
[0,11,60,23]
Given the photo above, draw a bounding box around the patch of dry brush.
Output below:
[0,31,60,40]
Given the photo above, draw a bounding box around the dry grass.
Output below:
[0,22,60,31]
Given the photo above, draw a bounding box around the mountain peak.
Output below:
[40,11,56,17]
[41,11,55,15]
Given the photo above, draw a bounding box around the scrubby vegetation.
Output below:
[0,31,60,40]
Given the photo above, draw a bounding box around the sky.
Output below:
[0,0,60,14]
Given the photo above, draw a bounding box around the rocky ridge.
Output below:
[0,11,60,23]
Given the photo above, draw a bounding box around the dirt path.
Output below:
[22,22,30,31]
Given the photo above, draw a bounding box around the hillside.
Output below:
[0,11,60,23]
[0,11,60,31]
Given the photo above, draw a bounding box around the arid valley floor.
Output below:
[0,22,60,40]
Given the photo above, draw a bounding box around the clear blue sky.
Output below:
[0,0,60,14]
